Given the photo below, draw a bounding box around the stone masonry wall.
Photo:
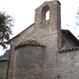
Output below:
[58,50,79,79]
[14,46,45,79]
[0,60,8,79]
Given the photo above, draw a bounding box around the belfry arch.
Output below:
[42,5,50,21]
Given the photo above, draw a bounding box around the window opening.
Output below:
[42,5,50,21]
[46,10,49,20]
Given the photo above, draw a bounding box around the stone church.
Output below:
[0,0,79,79]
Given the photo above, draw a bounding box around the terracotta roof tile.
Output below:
[15,39,45,49]
[59,47,79,53]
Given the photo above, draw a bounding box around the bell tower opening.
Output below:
[42,5,50,21]
[46,10,49,20]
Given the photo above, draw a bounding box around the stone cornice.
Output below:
[59,47,79,53]
[15,40,45,50]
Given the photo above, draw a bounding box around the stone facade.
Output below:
[0,60,8,79]
[15,45,45,79]
[0,50,10,79]
[0,0,79,79]
[7,1,61,79]
[59,49,79,79]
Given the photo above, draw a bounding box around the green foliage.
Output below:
[0,12,13,48]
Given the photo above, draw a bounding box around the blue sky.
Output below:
[0,0,79,55]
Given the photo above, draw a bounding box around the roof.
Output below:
[62,30,79,46]
[7,23,35,44]
[59,30,79,53]
[0,49,10,61]
[7,24,79,46]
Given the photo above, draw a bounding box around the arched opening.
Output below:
[42,5,50,21]
[46,10,49,20]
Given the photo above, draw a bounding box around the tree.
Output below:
[0,12,13,48]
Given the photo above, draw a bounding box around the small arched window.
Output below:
[46,10,49,20]
[42,5,50,21]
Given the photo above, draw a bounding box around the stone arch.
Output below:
[42,5,50,21]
